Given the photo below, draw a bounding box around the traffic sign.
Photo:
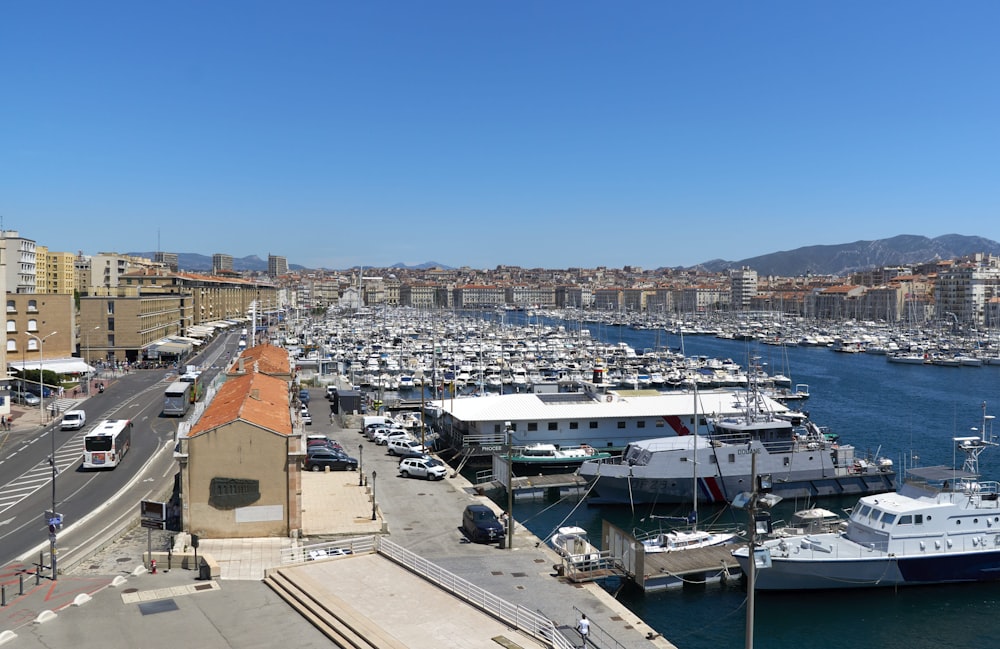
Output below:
[140,518,166,530]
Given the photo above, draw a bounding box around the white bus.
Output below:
[82,419,134,469]
[163,381,192,416]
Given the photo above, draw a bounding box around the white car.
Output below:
[386,438,430,458]
[61,409,87,430]
[398,456,448,481]
[373,429,410,446]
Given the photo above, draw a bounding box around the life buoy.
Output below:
[605,395,613,403]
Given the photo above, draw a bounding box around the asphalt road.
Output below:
[0,332,242,571]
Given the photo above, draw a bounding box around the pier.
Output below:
[602,521,745,593]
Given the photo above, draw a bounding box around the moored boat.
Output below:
[511,443,613,472]
[548,525,602,567]
[577,376,895,505]
[733,404,1000,590]
[640,528,739,553]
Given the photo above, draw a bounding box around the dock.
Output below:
[602,521,745,592]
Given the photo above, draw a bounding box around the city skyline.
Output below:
[3,2,999,269]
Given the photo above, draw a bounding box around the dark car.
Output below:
[298,389,311,405]
[462,504,506,544]
[303,449,358,472]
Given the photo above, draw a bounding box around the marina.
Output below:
[297,306,1000,649]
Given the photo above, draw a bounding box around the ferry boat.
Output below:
[577,380,895,505]
[733,404,1000,590]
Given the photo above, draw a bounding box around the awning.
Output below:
[146,339,194,358]
[9,358,95,375]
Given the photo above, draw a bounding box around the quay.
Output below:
[1,414,676,649]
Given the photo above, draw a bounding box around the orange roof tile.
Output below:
[187,371,292,437]
[237,343,292,375]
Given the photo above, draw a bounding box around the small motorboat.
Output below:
[548,526,601,567]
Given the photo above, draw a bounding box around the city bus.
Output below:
[179,372,204,402]
[82,419,134,469]
[163,380,193,416]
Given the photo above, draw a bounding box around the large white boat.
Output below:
[577,382,895,505]
[733,405,1000,590]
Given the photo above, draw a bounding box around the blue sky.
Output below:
[3,2,998,271]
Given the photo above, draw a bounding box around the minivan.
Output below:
[61,410,87,430]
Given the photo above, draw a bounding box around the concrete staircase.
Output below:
[263,567,408,649]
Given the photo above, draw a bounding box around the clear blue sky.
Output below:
[3,2,998,270]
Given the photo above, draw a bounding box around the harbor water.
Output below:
[496,318,1000,649]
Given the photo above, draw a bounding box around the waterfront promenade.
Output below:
[0,411,674,649]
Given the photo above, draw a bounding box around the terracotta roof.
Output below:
[187,371,292,437]
[237,343,292,375]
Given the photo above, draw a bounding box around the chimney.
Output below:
[250,388,260,400]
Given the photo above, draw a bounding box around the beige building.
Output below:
[177,351,302,538]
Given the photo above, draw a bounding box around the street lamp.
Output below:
[371,470,377,520]
[27,330,58,580]
[358,443,364,487]
[84,326,100,395]
[505,421,513,549]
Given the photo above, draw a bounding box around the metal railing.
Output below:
[280,536,377,564]
[377,537,575,649]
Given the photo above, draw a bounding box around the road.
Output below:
[0,332,241,572]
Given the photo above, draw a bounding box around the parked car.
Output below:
[365,423,397,442]
[12,390,41,406]
[373,429,410,446]
[461,504,506,543]
[387,438,431,458]
[302,411,312,425]
[303,449,358,472]
[398,456,448,480]
[298,389,311,405]
[61,409,87,430]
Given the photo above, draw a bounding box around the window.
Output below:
[589,421,598,429]
[569,422,579,430]
[27,299,38,312]
[6,340,15,352]
[27,319,38,332]
[655,420,665,427]
[898,515,912,525]
[617,421,626,429]
[5,320,15,333]
[5,300,14,313]
[547,422,558,431]
[637,420,646,429]
[527,423,538,432]
[26,338,39,351]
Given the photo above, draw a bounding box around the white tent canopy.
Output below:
[9,358,95,375]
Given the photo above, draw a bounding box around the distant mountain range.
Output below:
[129,253,304,273]
[691,234,1000,277]
[136,234,1000,277]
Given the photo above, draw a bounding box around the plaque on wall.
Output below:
[209,477,261,509]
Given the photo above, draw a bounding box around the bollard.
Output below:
[150,559,157,574]
[167,547,173,571]
[19,573,24,595]
[2,584,6,607]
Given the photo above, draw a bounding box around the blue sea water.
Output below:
[492,318,1000,649]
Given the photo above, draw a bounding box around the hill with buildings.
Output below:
[693,234,1000,277]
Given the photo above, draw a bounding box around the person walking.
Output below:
[576,614,590,648]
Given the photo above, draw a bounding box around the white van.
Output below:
[360,415,391,433]
[61,410,87,430]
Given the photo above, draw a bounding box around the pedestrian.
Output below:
[577,614,590,648]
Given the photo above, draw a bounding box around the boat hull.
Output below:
[733,547,1000,590]
[584,471,895,505]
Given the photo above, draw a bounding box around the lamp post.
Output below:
[505,421,513,549]
[84,326,99,395]
[27,330,58,580]
[371,470,377,521]
[358,444,364,487]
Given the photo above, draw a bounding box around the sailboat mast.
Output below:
[691,382,698,530]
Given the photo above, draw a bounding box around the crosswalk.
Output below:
[0,414,87,516]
